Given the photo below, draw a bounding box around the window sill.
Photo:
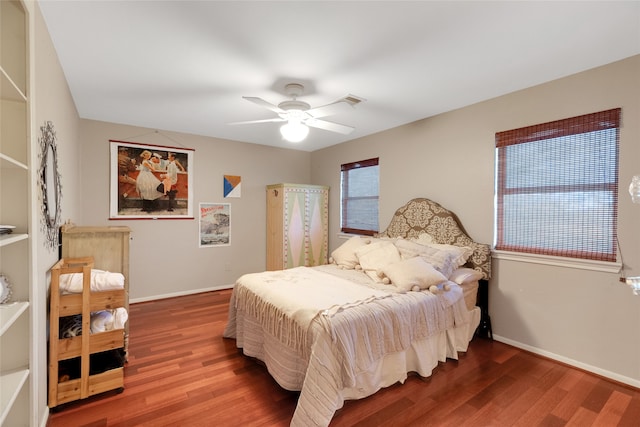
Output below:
[492,250,622,274]
[338,232,357,239]
[337,232,376,239]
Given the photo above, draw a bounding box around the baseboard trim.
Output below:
[130,285,234,304]
[493,334,640,390]
[40,408,49,427]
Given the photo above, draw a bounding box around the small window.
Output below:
[495,108,620,262]
[341,158,379,235]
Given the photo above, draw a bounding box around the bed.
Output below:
[223,198,491,426]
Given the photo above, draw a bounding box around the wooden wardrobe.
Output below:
[266,183,329,270]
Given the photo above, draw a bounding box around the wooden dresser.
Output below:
[266,183,329,270]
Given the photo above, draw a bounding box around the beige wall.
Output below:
[77,121,311,300]
[33,2,82,423]
[311,55,640,387]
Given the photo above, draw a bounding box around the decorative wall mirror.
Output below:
[38,121,62,250]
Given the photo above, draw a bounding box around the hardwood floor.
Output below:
[47,290,640,427]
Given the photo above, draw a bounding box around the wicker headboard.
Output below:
[375,198,491,280]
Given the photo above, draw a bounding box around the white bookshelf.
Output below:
[0,234,29,248]
[0,367,30,425]
[0,0,35,425]
[0,302,29,336]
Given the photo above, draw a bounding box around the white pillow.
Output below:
[355,240,401,282]
[392,240,473,278]
[382,257,448,292]
[330,236,372,269]
[392,240,447,275]
[393,239,435,260]
[410,233,434,245]
[427,244,473,268]
[421,244,473,278]
[449,267,483,284]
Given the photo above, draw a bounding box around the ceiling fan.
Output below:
[229,83,365,142]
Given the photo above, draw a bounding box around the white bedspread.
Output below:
[233,267,391,357]
[223,265,478,427]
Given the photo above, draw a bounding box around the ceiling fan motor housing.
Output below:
[284,83,304,97]
[278,100,311,120]
[279,83,310,118]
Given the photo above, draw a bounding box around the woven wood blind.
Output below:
[495,108,620,261]
[341,157,379,235]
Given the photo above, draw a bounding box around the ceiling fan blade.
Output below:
[307,94,365,118]
[228,118,286,125]
[306,101,353,118]
[304,118,354,135]
[243,96,284,114]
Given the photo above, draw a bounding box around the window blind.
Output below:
[341,157,379,235]
[495,108,620,262]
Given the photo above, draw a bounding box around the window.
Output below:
[495,108,620,262]
[341,157,379,235]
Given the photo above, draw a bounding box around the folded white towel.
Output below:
[90,310,114,333]
[58,269,125,294]
[112,307,128,330]
[90,308,128,333]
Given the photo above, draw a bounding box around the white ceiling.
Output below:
[38,1,640,152]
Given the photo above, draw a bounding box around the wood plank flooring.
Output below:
[47,290,640,426]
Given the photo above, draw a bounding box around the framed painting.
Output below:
[199,203,230,247]
[110,140,194,219]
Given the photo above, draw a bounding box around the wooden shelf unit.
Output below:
[60,224,131,358]
[48,257,125,408]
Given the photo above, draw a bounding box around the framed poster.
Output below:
[199,203,230,247]
[110,140,194,219]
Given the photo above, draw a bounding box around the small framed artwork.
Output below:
[199,203,230,247]
[110,140,194,219]
[223,175,241,198]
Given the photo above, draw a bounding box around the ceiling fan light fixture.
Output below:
[280,120,309,142]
